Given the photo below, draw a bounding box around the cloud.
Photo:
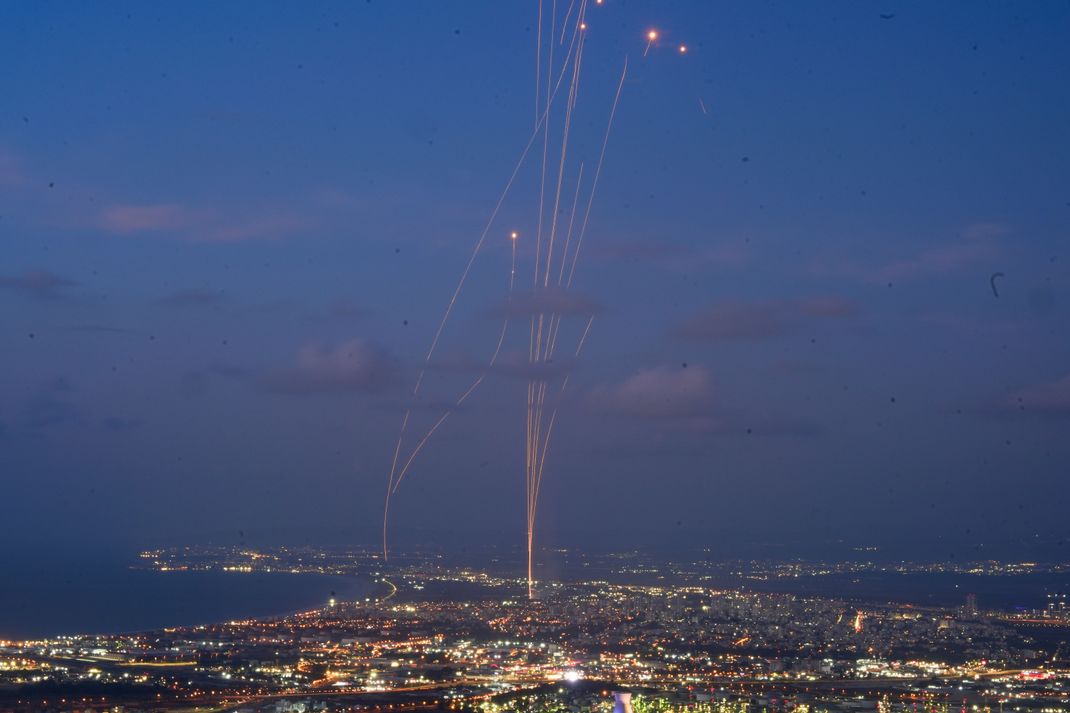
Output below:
[1002,375,1070,417]
[588,365,821,440]
[962,222,1012,241]
[488,287,602,319]
[592,239,752,271]
[875,241,998,282]
[264,339,400,394]
[796,296,857,318]
[200,214,309,242]
[679,303,786,340]
[812,223,1005,284]
[0,270,78,299]
[157,288,227,308]
[589,365,714,420]
[98,203,308,242]
[677,296,857,341]
[591,239,690,262]
[100,203,190,233]
[429,349,577,381]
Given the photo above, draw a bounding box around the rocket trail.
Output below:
[535,0,543,128]
[382,5,587,562]
[542,2,586,290]
[567,53,627,288]
[389,235,518,496]
[525,53,626,598]
[559,0,577,45]
[383,1,630,601]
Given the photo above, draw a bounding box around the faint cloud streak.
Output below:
[677,296,857,341]
[812,223,1006,284]
[488,287,602,319]
[98,202,309,243]
[1002,375,1070,417]
[264,339,400,394]
[0,270,78,300]
[589,365,714,420]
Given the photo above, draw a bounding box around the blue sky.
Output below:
[2,1,1068,559]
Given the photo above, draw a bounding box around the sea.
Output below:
[0,555,370,640]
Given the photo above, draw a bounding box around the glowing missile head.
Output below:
[510,231,519,240]
[647,30,658,41]
[679,44,688,54]
[580,22,587,30]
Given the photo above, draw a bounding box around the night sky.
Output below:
[2,1,1068,562]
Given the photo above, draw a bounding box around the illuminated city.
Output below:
[3,547,1070,713]
[2,2,1068,713]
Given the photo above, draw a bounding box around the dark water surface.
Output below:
[0,556,369,639]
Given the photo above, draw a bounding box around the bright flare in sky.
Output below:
[644,29,659,57]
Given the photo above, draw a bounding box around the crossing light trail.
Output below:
[382,2,589,562]
[559,0,577,44]
[525,52,627,598]
[381,1,638,599]
[389,232,518,498]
